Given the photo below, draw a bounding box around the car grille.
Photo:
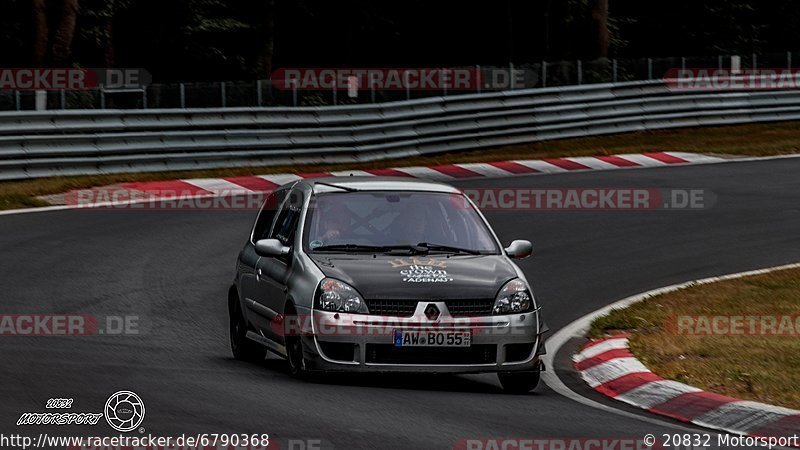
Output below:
[365,299,495,317]
[366,344,497,365]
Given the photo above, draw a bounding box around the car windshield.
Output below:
[305,191,499,254]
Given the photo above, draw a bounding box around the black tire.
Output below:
[229,293,266,362]
[284,304,311,380]
[498,370,541,394]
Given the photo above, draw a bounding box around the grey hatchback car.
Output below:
[229,177,547,393]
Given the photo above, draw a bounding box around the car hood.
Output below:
[309,254,518,300]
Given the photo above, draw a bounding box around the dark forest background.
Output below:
[2,0,799,82]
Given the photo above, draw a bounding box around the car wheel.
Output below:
[284,304,311,380]
[229,293,266,362]
[498,370,540,394]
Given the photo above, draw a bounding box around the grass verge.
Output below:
[589,267,800,410]
[3,121,800,210]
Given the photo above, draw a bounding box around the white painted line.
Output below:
[573,338,630,363]
[616,380,701,409]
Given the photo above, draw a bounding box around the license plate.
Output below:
[393,330,472,348]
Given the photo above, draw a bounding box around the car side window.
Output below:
[252,189,286,243]
[270,189,304,246]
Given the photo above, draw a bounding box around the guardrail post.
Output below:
[221,82,227,108]
[142,88,147,109]
[647,58,653,80]
[370,81,376,103]
[752,53,758,69]
[14,90,20,111]
[542,61,547,88]
[577,60,582,85]
[681,57,686,70]
[404,71,410,100]
[442,68,448,97]
[180,83,186,108]
[476,65,482,93]
[256,80,262,107]
[612,59,618,83]
[332,84,338,105]
[100,88,106,109]
[509,63,515,90]
[60,90,66,110]
[718,55,723,70]
[292,82,298,107]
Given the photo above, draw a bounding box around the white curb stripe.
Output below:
[390,166,454,180]
[566,156,620,170]
[573,338,630,363]
[182,178,253,195]
[581,357,650,388]
[454,163,517,178]
[667,152,726,163]
[258,174,302,186]
[328,170,378,177]
[616,380,702,409]
[694,401,799,434]
[512,160,569,173]
[614,154,668,167]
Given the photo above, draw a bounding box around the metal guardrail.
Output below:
[1,79,799,180]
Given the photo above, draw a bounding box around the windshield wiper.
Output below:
[415,242,484,255]
[312,244,427,254]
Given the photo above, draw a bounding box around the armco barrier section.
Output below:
[1,80,799,180]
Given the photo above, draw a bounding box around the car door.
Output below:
[239,188,286,335]
[254,187,305,341]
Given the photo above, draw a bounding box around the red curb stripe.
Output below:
[298,172,333,179]
[224,177,279,192]
[429,164,483,179]
[543,158,592,171]
[121,180,211,195]
[596,155,642,167]
[363,168,416,177]
[580,334,631,351]
[752,415,800,440]
[649,391,739,422]
[594,372,663,398]
[644,152,689,164]
[575,348,634,372]
[488,161,539,174]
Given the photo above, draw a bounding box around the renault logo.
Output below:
[424,304,440,321]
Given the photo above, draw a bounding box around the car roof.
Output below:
[290,177,462,194]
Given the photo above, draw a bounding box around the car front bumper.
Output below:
[295,306,547,374]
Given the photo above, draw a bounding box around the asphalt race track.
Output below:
[2,157,799,449]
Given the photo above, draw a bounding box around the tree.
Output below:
[590,0,610,58]
[31,0,81,65]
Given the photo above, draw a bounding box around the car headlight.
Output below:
[316,278,369,314]
[493,278,533,315]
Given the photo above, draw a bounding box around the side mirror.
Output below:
[505,240,533,260]
[255,239,291,258]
